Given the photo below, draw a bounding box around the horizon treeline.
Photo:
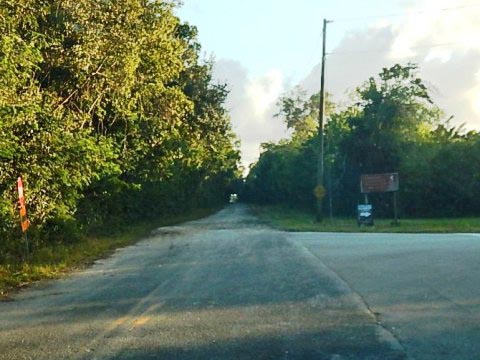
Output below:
[243,64,480,219]
[0,0,240,260]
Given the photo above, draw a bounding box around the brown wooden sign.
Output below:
[360,173,399,193]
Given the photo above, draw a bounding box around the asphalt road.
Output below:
[0,204,479,359]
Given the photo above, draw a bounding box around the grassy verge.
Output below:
[0,207,218,298]
[253,205,480,233]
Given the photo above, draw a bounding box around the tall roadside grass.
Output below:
[253,205,480,233]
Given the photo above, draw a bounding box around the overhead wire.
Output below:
[328,42,461,56]
[331,2,480,23]
[323,2,480,56]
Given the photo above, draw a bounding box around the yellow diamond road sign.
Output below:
[313,185,326,200]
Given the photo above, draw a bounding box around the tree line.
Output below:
[0,1,240,261]
[244,64,480,219]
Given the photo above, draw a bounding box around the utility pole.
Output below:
[316,18,329,222]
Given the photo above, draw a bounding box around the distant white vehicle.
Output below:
[229,193,238,203]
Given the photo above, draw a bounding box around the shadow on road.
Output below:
[104,329,404,360]
[0,204,411,359]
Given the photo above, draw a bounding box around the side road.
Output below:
[292,231,480,360]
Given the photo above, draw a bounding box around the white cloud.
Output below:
[301,0,480,129]
[213,0,480,169]
[212,60,288,171]
[468,70,480,116]
[390,0,480,60]
[247,69,283,119]
[394,0,480,123]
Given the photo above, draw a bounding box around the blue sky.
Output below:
[177,0,406,82]
[176,1,480,168]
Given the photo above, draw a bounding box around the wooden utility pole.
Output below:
[316,18,329,222]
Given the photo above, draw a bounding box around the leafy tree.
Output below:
[0,0,240,260]
[276,88,335,142]
[246,63,480,219]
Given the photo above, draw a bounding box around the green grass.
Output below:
[0,208,218,298]
[253,205,480,233]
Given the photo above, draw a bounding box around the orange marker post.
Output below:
[17,177,30,258]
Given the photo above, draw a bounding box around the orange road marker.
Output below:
[17,177,30,258]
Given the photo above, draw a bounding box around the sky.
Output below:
[176,0,480,170]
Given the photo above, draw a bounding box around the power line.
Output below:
[328,42,460,56]
[332,2,480,23]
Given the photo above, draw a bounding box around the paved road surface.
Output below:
[0,204,479,359]
[291,232,480,359]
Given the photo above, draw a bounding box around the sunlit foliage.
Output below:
[245,64,480,218]
[0,0,240,260]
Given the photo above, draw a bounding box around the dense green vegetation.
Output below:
[244,64,480,219]
[0,1,240,263]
